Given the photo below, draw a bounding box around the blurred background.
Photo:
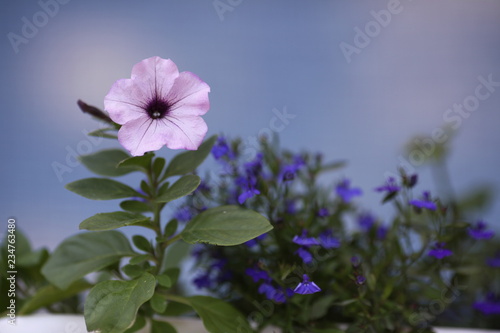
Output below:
[1,0,499,249]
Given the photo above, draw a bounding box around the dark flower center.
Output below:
[145,97,170,119]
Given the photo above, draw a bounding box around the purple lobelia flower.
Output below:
[104,56,210,156]
[295,247,313,264]
[245,267,271,283]
[279,154,306,182]
[238,188,261,204]
[258,283,293,303]
[317,207,330,217]
[473,293,500,315]
[193,273,213,289]
[292,230,320,246]
[319,229,340,249]
[358,213,375,232]
[294,274,321,295]
[375,177,401,193]
[285,199,297,214]
[428,242,453,259]
[211,136,233,160]
[409,191,437,211]
[336,179,362,203]
[350,256,361,268]
[486,251,500,268]
[468,221,495,240]
[355,275,366,285]
[376,225,388,240]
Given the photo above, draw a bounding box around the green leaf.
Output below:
[42,231,135,289]
[151,319,177,333]
[129,254,151,265]
[150,293,168,313]
[309,295,336,320]
[17,248,49,268]
[120,200,151,213]
[163,135,217,178]
[156,175,201,203]
[87,127,118,139]
[118,153,154,171]
[132,235,152,252]
[122,264,147,279]
[85,273,155,333]
[123,316,146,333]
[80,149,136,177]
[188,295,253,333]
[19,279,92,315]
[160,267,180,285]
[157,274,172,288]
[140,179,153,196]
[164,219,178,238]
[153,157,166,177]
[79,212,151,231]
[163,302,193,317]
[66,178,140,200]
[181,205,273,246]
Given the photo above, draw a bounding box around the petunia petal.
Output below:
[167,71,211,117]
[117,115,167,156]
[160,114,208,150]
[131,56,179,97]
[104,78,150,124]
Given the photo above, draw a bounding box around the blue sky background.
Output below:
[1,0,500,249]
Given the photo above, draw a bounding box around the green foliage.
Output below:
[163,135,217,177]
[187,296,253,333]
[84,273,155,333]
[118,152,154,171]
[0,230,87,316]
[19,279,92,315]
[79,212,151,231]
[42,231,135,289]
[80,149,137,176]
[181,205,273,246]
[186,136,500,332]
[66,178,140,200]
[151,319,177,333]
[156,175,201,203]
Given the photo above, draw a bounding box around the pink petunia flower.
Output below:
[104,56,210,156]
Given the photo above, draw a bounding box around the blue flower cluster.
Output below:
[182,136,499,330]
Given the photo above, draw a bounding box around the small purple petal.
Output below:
[474,293,500,315]
[351,256,361,267]
[468,221,495,240]
[317,208,330,217]
[336,179,363,203]
[377,225,388,240]
[487,257,500,268]
[375,177,401,193]
[428,242,453,259]
[245,267,271,283]
[409,191,437,210]
[292,230,320,247]
[238,188,261,204]
[294,274,321,295]
[296,247,313,264]
[319,229,340,249]
[356,275,366,285]
[358,213,375,231]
